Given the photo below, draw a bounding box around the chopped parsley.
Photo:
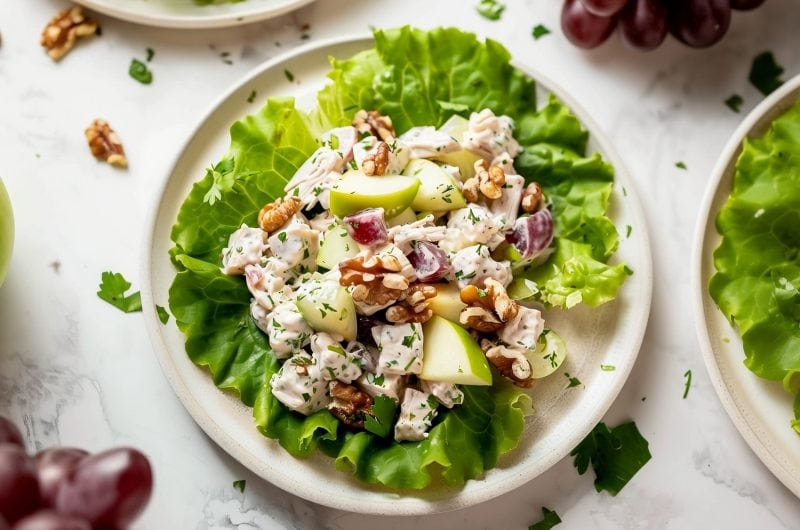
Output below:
[128,59,152,85]
[625,225,632,238]
[532,24,551,40]
[277,232,288,243]
[372,373,385,386]
[724,94,743,113]
[220,51,232,65]
[683,369,692,399]
[284,69,295,82]
[600,364,616,372]
[476,0,505,20]
[528,507,561,530]
[202,158,235,205]
[675,161,687,170]
[247,90,257,104]
[570,421,651,496]
[564,373,582,388]
[146,47,155,62]
[749,51,784,96]
[364,395,397,438]
[156,305,170,324]
[232,479,246,493]
[97,271,142,313]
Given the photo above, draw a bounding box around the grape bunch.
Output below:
[0,416,153,530]
[561,0,766,51]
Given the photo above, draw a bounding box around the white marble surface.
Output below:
[1,0,799,528]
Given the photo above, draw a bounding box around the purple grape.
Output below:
[0,515,9,530]
[12,511,91,530]
[0,417,24,449]
[54,448,152,530]
[507,209,554,261]
[35,448,89,508]
[619,0,668,51]
[562,0,618,49]
[579,0,628,17]
[0,446,40,523]
[406,241,451,283]
[669,0,731,48]
[343,208,388,246]
[730,0,765,9]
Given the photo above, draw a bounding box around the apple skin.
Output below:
[329,171,420,218]
[404,159,466,212]
[295,278,357,341]
[0,179,13,288]
[420,315,492,386]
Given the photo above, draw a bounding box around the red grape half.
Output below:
[579,0,628,17]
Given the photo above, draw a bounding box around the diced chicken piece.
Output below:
[440,164,461,181]
[311,332,363,384]
[498,306,545,351]
[285,147,345,209]
[394,388,438,442]
[462,109,520,160]
[270,353,330,415]
[352,136,410,175]
[439,204,506,253]
[356,370,405,402]
[321,126,358,162]
[244,260,290,310]
[268,215,319,273]
[420,380,464,408]
[398,126,460,159]
[387,214,447,254]
[250,300,271,333]
[308,210,336,233]
[492,151,517,174]
[450,244,512,289]
[489,174,525,227]
[221,224,267,275]
[372,323,424,375]
[266,301,313,359]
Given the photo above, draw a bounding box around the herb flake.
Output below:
[247,90,257,104]
[725,94,743,113]
[532,24,551,40]
[529,507,561,530]
[156,305,170,324]
[364,395,397,438]
[284,69,295,82]
[97,271,142,313]
[683,369,692,399]
[129,59,152,85]
[476,0,505,20]
[675,161,687,170]
[749,51,784,96]
[232,479,246,493]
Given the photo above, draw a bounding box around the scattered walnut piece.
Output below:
[352,110,395,141]
[459,278,518,332]
[386,283,438,324]
[257,196,301,233]
[41,6,97,61]
[328,381,373,429]
[340,252,409,307]
[480,339,534,388]
[463,159,507,202]
[362,141,390,176]
[521,182,544,214]
[85,119,127,167]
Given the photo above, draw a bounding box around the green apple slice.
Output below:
[428,284,467,322]
[386,207,417,227]
[329,170,420,218]
[438,114,469,140]
[295,278,356,341]
[526,329,567,379]
[404,159,466,212]
[420,315,492,386]
[432,150,483,181]
[317,225,359,270]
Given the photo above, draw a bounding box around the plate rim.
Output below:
[691,74,800,499]
[73,0,315,29]
[141,33,653,514]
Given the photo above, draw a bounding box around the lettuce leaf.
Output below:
[168,27,626,490]
[710,101,800,432]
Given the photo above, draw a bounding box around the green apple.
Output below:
[403,159,466,211]
[295,278,356,341]
[329,170,420,218]
[438,114,469,140]
[427,284,467,322]
[386,207,417,227]
[0,179,13,287]
[420,315,492,386]
[432,150,483,181]
[526,329,567,379]
[317,225,359,270]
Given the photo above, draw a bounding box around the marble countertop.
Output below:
[1,0,799,528]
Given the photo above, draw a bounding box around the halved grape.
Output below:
[406,241,452,283]
[12,511,91,530]
[619,0,668,51]
[0,417,23,449]
[669,0,731,48]
[579,0,628,17]
[730,0,765,9]
[506,210,554,261]
[35,448,89,507]
[0,515,7,530]
[343,208,388,246]
[562,0,618,49]
[0,446,40,523]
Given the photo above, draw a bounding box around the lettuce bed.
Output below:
[710,101,800,434]
[168,27,628,489]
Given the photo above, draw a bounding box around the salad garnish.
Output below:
[749,51,784,96]
[683,369,692,399]
[97,271,142,313]
[725,94,743,113]
[528,507,561,530]
[532,24,551,40]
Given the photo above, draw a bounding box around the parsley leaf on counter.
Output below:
[571,421,651,496]
[232,479,246,493]
[129,59,152,85]
[683,369,692,399]
[529,507,561,530]
[247,90,257,104]
[364,395,397,438]
[97,271,142,313]
[725,94,743,113]
[675,161,687,170]
[532,24,551,40]
[565,373,582,388]
[476,0,505,20]
[146,47,155,62]
[156,305,170,324]
[284,69,295,82]
[749,52,784,96]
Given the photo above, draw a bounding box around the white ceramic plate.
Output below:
[74,0,314,29]
[141,35,653,515]
[692,75,800,499]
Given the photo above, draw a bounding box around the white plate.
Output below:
[74,0,314,29]
[141,35,653,515]
[692,75,800,499]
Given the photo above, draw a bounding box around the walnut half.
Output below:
[328,381,373,428]
[41,6,97,61]
[257,196,301,233]
[85,119,127,167]
[385,283,437,324]
[459,278,518,333]
[352,110,395,142]
[481,339,534,388]
[463,159,506,202]
[339,252,409,308]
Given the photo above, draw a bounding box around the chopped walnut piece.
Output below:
[41,6,97,61]
[521,182,544,213]
[386,283,437,324]
[328,381,373,428]
[460,306,502,333]
[85,119,127,167]
[459,278,518,334]
[480,339,534,388]
[257,196,301,233]
[352,110,395,141]
[340,253,409,307]
[463,159,507,203]
[362,141,390,176]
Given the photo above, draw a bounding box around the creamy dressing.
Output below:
[398,126,460,159]
[266,301,313,359]
[394,388,438,442]
[311,332,363,384]
[450,244,512,289]
[462,109,520,160]
[270,353,330,415]
[372,323,424,375]
[439,204,506,253]
[498,306,545,351]
[221,225,267,275]
[420,380,464,408]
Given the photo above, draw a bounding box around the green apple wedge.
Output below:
[432,114,483,180]
[295,277,357,341]
[329,170,420,218]
[420,315,492,386]
[403,159,466,211]
[526,329,567,379]
[386,207,417,227]
[317,225,359,270]
[0,179,13,287]
[428,284,467,322]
